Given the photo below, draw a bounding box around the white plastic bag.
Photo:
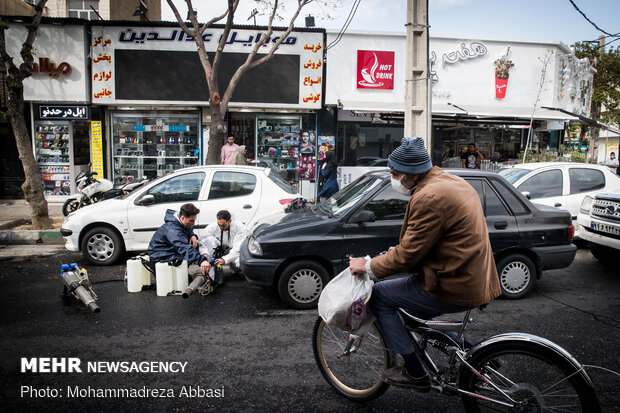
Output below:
[318,266,375,334]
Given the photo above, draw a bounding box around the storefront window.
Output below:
[256,115,303,187]
[337,122,402,166]
[111,111,200,183]
[34,121,71,196]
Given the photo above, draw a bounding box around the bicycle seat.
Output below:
[398,308,465,331]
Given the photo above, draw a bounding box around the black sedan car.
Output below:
[240,169,576,309]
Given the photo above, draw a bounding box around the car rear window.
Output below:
[266,170,297,194]
[568,168,605,194]
[208,171,256,199]
[491,179,529,215]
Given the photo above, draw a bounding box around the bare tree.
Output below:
[165,0,312,164]
[0,0,52,229]
[522,49,554,163]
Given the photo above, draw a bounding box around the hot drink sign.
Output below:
[357,50,395,89]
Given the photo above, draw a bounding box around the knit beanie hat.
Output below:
[388,137,433,175]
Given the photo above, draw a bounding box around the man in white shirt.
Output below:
[605,152,619,175]
[199,210,250,276]
[221,135,239,165]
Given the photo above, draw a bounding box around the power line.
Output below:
[326,0,362,50]
[567,0,617,38]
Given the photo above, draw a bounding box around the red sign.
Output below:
[357,50,395,89]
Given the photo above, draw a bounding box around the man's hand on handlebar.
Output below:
[349,257,367,276]
[213,258,225,266]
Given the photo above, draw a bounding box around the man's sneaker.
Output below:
[381,366,431,392]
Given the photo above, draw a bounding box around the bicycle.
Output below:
[312,307,600,412]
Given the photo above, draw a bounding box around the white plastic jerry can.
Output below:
[173,260,189,292]
[155,262,174,297]
[126,256,152,293]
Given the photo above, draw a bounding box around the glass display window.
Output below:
[256,115,303,187]
[111,111,200,183]
[34,120,71,196]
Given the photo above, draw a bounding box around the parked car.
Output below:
[240,169,576,309]
[61,165,299,265]
[577,191,620,265]
[497,162,620,238]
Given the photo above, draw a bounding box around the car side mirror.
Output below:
[521,191,531,200]
[135,194,155,206]
[349,210,376,224]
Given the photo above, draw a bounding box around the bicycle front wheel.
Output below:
[312,316,391,401]
[459,339,600,412]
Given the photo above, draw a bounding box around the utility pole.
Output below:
[404,0,430,152]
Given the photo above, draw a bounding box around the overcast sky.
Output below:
[161,0,619,48]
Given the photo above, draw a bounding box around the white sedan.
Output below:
[61,165,299,265]
[498,162,620,238]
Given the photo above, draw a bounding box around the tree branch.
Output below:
[221,0,311,109]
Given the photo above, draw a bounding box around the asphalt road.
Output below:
[0,248,618,412]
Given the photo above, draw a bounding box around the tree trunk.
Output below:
[6,84,52,229]
[204,102,228,165]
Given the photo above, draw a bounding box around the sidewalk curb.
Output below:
[0,230,64,245]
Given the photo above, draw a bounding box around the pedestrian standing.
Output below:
[605,152,618,175]
[221,135,239,165]
[461,143,484,169]
[235,145,247,165]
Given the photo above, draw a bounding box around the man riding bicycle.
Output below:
[349,137,501,392]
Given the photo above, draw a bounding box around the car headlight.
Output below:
[248,236,263,256]
[580,195,593,214]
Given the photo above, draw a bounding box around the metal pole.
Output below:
[404,0,430,151]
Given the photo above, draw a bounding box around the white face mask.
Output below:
[391,175,411,196]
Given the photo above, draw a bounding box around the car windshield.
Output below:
[319,175,383,217]
[497,167,531,184]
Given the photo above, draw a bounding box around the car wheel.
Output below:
[278,260,330,310]
[589,243,615,266]
[81,227,125,265]
[496,254,536,299]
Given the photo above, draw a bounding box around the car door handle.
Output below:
[243,204,252,209]
[554,203,562,207]
[494,221,508,230]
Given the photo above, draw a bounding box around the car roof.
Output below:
[167,164,270,175]
[500,162,608,171]
[366,167,503,180]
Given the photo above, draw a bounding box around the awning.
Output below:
[433,104,581,121]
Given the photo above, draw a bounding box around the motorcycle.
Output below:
[62,171,146,216]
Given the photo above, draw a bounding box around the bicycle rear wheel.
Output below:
[459,340,600,412]
[312,316,391,401]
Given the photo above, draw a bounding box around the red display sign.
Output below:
[357,50,395,89]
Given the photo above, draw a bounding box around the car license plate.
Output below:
[591,221,620,236]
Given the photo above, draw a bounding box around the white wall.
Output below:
[6,23,89,102]
[325,31,589,119]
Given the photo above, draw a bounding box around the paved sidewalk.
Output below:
[0,199,65,246]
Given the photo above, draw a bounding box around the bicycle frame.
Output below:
[397,308,597,409]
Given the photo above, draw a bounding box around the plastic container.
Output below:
[126,256,151,293]
[155,262,174,296]
[173,260,189,292]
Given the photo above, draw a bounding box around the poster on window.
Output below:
[318,136,335,160]
[298,155,316,181]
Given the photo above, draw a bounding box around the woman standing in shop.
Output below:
[234,145,247,165]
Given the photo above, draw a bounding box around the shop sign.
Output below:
[31,57,72,78]
[90,121,104,179]
[357,50,394,89]
[39,105,88,120]
[91,27,323,108]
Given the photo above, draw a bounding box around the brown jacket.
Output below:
[370,167,501,307]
